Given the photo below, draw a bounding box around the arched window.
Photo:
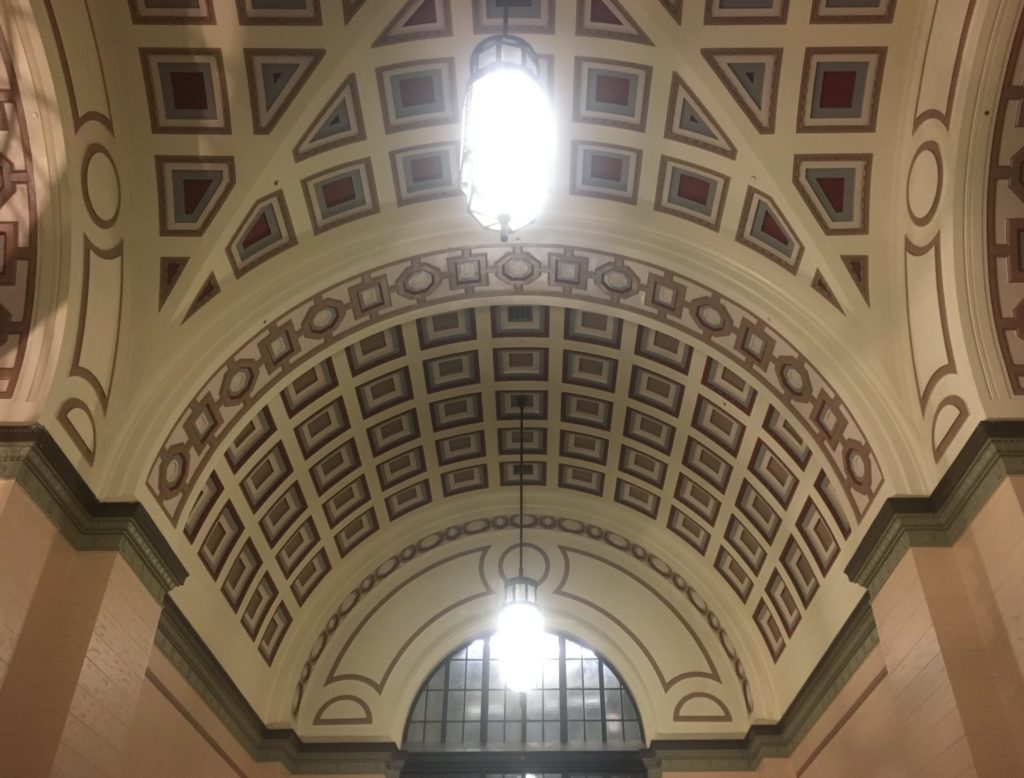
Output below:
[403,632,644,749]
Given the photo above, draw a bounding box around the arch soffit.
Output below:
[289,518,757,742]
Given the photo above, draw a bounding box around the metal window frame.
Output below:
[403,632,644,750]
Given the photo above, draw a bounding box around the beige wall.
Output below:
[0,479,58,689]
[124,650,382,778]
[0,481,163,777]
[790,648,907,777]
[123,651,275,778]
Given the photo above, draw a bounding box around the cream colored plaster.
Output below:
[7,0,1024,759]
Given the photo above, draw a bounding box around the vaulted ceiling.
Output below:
[1,0,1014,746]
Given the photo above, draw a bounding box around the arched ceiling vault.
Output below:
[44,0,942,496]
[5,0,1018,748]
[151,301,870,737]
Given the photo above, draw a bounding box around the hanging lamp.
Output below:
[460,0,555,242]
[492,394,545,693]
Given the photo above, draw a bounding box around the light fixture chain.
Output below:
[518,395,525,577]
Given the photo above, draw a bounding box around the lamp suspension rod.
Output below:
[518,394,525,577]
[502,0,510,35]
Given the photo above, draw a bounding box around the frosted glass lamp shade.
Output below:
[460,34,555,239]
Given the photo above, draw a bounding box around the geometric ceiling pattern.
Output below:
[0,29,37,400]
[29,0,986,744]
[169,304,860,670]
[114,0,899,324]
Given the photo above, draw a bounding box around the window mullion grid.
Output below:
[558,635,568,744]
[598,659,608,743]
[520,690,527,744]
[440,661,451,744]
[480,639,490,747]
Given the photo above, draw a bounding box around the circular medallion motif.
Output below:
[401,268,436,295]
[845,445,869,485]
[694,298,730,333]
[777,358,811,398]
[161,451,187,491]
[222,363,256,401]
[303,301,341,336]
[82,144,121,229]
[600,267,633,294]
[906,142,943,227]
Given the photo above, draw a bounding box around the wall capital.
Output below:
[0,425,187,600]
[846,420,1024,595]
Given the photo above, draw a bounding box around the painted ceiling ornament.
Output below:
[460,0,555,241]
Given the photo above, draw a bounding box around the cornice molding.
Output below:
[157,590,876,775]
[156,600,401,774]
[0,425,187,600]
[846,419,1024,595]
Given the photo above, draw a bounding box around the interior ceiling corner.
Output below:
[3,0,1016,747]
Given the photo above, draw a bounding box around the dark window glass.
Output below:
[403,633,643,749]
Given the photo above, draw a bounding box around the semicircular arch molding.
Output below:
[289,525,755,743]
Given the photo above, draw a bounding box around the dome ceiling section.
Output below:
[154,300,878,717]
[88,0,919,416]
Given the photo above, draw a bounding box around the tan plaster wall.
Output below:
[49,555,162,778]
[957,476,1024,716]
[664,759,794,778]
[790,647,908,777]
[124,650,385,778]
[0,481,162,777]
[0,479,58,689]
[123,649,283,778]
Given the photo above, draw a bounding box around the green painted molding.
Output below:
[846,420,1024,595]
[156,600,401,774]
[647,594,878,772]
[0,425,187,600]
[157,591,876,775]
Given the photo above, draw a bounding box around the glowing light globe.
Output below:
[492,576,545,692]
[461,34,555,240]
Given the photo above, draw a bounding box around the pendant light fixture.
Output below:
[460,0,556,242]
[492,394,545,693]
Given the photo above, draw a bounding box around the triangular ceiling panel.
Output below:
[245,49,324,134]
[665,73,737,159]
[842,255,870,305]
[159,257,189,310]
[703,49,782,134]
[794,154,871,234]
[342,0,368,23]
[227,190,297,278]
[293,74,366,162]
[576,0,652,45]
[156,156,235,237]
[811,270,843,313]
[658,0,683,23]
[184,273,220,321]
[374,0,452,46]
[737,187,803,273]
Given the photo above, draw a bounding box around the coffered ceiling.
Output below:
[1,0,1013,744]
